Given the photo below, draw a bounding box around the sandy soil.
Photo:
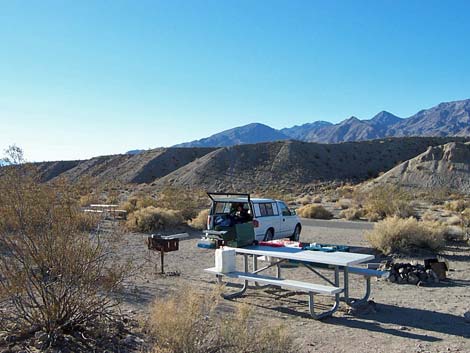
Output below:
[113,219,470,353]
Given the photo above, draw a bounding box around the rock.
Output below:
[407,273,420,285]
[464,311,470,323]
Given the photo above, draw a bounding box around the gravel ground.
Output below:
[115,219,470,353]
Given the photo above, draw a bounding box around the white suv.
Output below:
[207,193,302,241]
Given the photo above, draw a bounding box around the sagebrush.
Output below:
[366,216,446,254]
[297,204,333,219]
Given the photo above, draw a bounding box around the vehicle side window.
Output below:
[265,203,274,216]
[279,202,291,216]
[253,204,261,217]
[214,202,226,214]
[272,202,279,215]
[259,203,267,216]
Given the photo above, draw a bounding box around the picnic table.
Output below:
[205,245,387,319]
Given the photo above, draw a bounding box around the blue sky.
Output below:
[1,0,470,161]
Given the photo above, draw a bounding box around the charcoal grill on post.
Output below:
[147,233,188,274]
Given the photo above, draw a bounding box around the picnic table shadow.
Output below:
[220,284,469,342]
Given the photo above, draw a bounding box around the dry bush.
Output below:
[76,211,101,231]
[297,204,333,219]
[126,206,183,233]
[79,192,101,207]
[445,215,462,226]
[444,200,468,212]
[336,199,352,210]
[462,208,470,228]
[296,195,312,205]
[188,209,209,230]
[365,216,446,255]
[339,207,364,220]
[157,186,198,220]
[312,195,322,203]
[421,210,439,222]
[121,195,159,214]
[0,146,126,346]
[147,286,294,353]
[358,185,415,220]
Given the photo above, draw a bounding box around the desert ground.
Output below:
[112,218,470,353]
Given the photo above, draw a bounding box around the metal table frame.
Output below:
[215,246,375,312]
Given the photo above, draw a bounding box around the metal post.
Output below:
[160,250,165,274]
[276,263,281,278]
[343,266,349,302]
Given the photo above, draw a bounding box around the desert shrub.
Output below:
[339,207,364,220]
[79,192,101,207]
[421,210,439,222]
[358,185,415,220]
[336,199,351,209]
[158,186,198,220]
[296,195,312,205]
[445,215,462,226]
[462,208,470,228]
[365,216,446,255]
[76,211,101,231]
[0,146,126,346]
[312,195,322,203]
[444,200,468,212]
[188,209,209,230]
[126,206,183,232]
[147,286,294,353]
[297,204,333,219]
[121,195,159,214]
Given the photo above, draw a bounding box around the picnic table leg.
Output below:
[347,277,371,307]
[308,291,340,320]
[343,266,349,303]
[220,254,248,299]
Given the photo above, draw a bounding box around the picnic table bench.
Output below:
[205,245,387,319]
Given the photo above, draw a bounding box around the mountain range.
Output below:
[173,98,470,148]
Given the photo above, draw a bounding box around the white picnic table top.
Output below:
[90,204,119,208]
[225,245,375,267]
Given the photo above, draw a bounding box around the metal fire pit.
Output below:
[147,233,188,274]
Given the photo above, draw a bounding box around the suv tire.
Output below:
[290,224,301,241]
[264,228,274,241]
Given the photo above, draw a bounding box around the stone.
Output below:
[464,311,470,323]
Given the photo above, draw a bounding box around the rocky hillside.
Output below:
[368,142,470,193]
[15,137,469,193]
[36,147,215,184]
[174,98,470,147]
[154,137,468,192]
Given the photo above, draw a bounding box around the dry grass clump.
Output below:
[445,215,462,226]
[312,195,322,203]
[358,185,416,220]
[444,200,469,212]
[147,286,294,353]
[126,206,184,232]
[336,199,352,209]
[121,195,159,214]
[296,195,312,205]
[366,216,446,255]
[79,192,101,207]
[0,146,126,347]
[339,207,364,220]
[421,210,439,222]
[188,209,209,230]
[297,204,333,219]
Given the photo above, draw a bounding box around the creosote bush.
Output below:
[0,146,126,346]
[188,209,209,230]
[297,204,333,219]
[339,207,364,220]
[357,185,415,220]
[444,200,469,212]
[126,206,184,232]
[147,286,294,353]
[366,216,446,255]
